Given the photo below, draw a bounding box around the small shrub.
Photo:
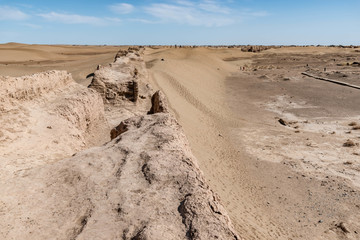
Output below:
[343,139,356,147]
[352,125,360,130]
[349,122,357,126]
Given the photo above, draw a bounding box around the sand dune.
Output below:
[0,43,121,85]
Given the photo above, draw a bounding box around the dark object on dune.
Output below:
[343,139,356,147]
[335,222,350,234]
[278,118,287,126]
[348,122,358,127]
[86,73,95,78]
[352,125,360,130]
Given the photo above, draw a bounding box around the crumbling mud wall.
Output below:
[88,47,153,127]
[241,45,277,53]
[0,70,72,102]
[0,49,241,240]
[89,47,150,105]
[0,70,108,177]
[0,103,240,240]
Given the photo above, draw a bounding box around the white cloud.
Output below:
[0,6,28,21]
[38,12,107,25]
[198,0,231,14]
[110,3,134,14]
[144,3,234,27]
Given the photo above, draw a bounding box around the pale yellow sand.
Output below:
[145,46,360,240]
[0,43,121,85]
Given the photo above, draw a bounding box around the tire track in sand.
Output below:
[150,69,290,240]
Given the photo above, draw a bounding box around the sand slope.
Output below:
[145,47,288,239]
[0,43,121,85]
[145,46,360,240]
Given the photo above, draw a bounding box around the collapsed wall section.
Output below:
[0,70,108,178]
[88,47,150,105]
[0,70,72,102]
[88,47,153,127]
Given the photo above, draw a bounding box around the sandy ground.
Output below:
[144,46,360,240]
[0,43,121,85]
[1,43,360,239]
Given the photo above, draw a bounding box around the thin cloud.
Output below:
[198,0,231,14]
[129,18,160,24]
[139,0,268,27]
[0,6,29,21]
[105,17,122,23]
[144,3,234,27]
[110,3,134,14]
[21,23,42,29]
[175,0,195,7]
[38,12,107,25]
[241,8,269,17]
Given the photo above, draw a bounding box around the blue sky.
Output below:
[0,0,359,45]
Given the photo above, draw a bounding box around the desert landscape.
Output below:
[1,43,360,240]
